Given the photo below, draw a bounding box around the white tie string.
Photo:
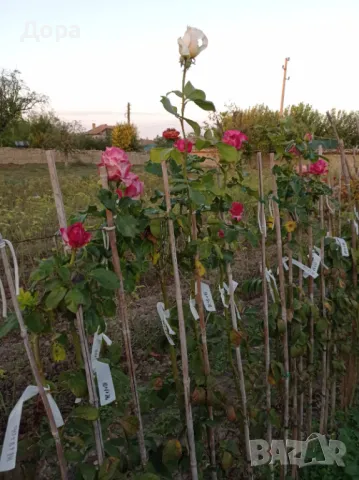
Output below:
[257,201,267,238]
[0,236,20,318]
[0,277,6,318]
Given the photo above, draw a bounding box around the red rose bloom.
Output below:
[218,229,225,238]
[288,145,301,157]
[222,130,248,150]
[229,202,244,221]
[163,128,180,140]
[60,223,92,249]
[174,138,194,153]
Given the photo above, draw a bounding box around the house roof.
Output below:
[87,124,114,135]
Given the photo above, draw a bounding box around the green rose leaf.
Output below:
[58,266,71,283]
[79,464,97,480]
[98,188,118,212]
[134,475,160,480]
[66,371,88,398]
[45,286,67,309]
[0,314,18,338]
[150,147,173,164]
[189,188,206,206]
[65,288,84,313]
[217,142,238,162]
[90,269,120,290]
[166,89,183,98]
[187,89,206,101]
[195,139,211,150]
[192,99,216,112]
[184,81,195,97]
[160,96,178,116]
[116,215,140,238]
[72,405,99,421]
[145,160,163,176]
[183,118,201,136]
[24,311,44,333]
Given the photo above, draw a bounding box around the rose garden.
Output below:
[1,27,359,480]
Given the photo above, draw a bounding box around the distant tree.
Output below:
[112,123,142,151]
[0,69,46,140]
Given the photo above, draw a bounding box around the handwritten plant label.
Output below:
[334,237,349,257]
[196,282,216,312]
[157,302,176,345]
[189,297,199,321]
[304,252,321,279]
[283,256,318,279]
[0,386,63,472]
[91,331,116,406]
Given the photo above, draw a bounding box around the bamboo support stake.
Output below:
[226,262,253,478]
[319,195,328,434]
[298,158,304,441]
[191,214,217,480]
[270,153,290,448]
[47,155,105,464]
[0,236,68,480]
[257,153,272,447]
[75,307,104,464]
[307,221,314,435]
[99,167,147,466]
[160,160,198,479]
[46,151,68,236]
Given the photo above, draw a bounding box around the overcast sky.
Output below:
[1,0,358,138]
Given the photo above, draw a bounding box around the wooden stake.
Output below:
[75,307,104,464]
[319,195,328,434]
[46,151,68,235]
[47,155,105,464]
[270,153,290,452]
[257,153,272,447]
[160,160,198,480]
[191,214,217,480]
[307,222,314,435]
[0,237,68,480]
[297,158,304,441]
[99,167,147,466]
[226,262,253,478]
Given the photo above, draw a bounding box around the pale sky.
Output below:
[1,0,358,138]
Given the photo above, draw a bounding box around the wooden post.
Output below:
[127,102,131,125]
[99,167,147,467]
[191,214,217,480]
[280,57,290,116]
[270,153,290,457]
[47,156,104,464]
[257,153,272,448]
[160,160,198,480]
[0,236,68,480]
[46,151,68,234]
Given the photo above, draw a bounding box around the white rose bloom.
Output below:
[178,26,208,60]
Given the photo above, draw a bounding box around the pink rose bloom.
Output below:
[98,147,130,181]
[304,132,313,142]
[309,159,328,175]
[174,138,194,153]
[117,174,144,199]
[229,202,244,221]
[218,229,225,238]
[288,145,301,157]
[222,130,248,150]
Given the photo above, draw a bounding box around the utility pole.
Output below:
[127,102,131,125]
[280,57,290,116]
